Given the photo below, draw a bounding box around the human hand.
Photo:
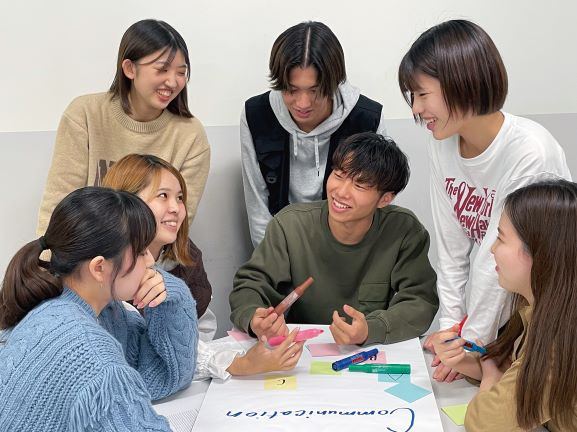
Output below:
[249,307,289,339]
[329,304,368,345]
[431,362,464,382]
[431,324,466,369]
[479,342,503,390]
[423,332,437,354]
[134,268,166,309]
[228,328,305,375]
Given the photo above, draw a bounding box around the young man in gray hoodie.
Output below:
[241,21,387,246]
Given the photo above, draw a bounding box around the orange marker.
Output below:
[273,277,314,315]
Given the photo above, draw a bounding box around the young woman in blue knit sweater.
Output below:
[0,187,195,431]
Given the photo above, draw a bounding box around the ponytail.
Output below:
[0,239,62,329]
[0,187,156,330]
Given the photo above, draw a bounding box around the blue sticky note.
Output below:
[385,382,431,403]
[378,373,410,383]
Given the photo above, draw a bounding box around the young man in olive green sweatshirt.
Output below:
[229,132,438,346]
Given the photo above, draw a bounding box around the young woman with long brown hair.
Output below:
[433,179,577,431]
[103,154,304,379]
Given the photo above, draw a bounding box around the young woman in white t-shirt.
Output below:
[398,19,571,382]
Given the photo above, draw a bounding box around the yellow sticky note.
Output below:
[310,361,341,375]
[264,375,297,390]
[441,403,468,426]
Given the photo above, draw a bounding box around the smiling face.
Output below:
[326,169,392,242]
[122,48,188,121]
[491,212,533,302]
[410,73,470,140]
[281,66,332,133]
[137,169,186,259]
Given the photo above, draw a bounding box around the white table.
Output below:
[423,349,478,431]
[154,332,480,431]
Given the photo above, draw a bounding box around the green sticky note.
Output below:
[441,403,468,426]
[309,361,341,375]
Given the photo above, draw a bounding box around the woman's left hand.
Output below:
[134,268,167,309]
[478,340,504,390]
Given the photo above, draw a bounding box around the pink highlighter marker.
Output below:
[268,329,324,347]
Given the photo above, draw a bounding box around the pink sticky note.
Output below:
[362,351,387,364]
[307,343,341,357]
[227,330,253,342]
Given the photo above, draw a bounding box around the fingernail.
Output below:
[137,302,144,309]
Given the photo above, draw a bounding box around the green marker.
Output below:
[348,363,411,374]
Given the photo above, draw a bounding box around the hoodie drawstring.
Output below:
[314,136,320,177]
[292,132,320,177]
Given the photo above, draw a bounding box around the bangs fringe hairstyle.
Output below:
[269,21,346,99]
[398,19,507,121]
[332,132,410,195]
[484,179,577,430]
[109,19,193,118]
[0,187,156,329]
[102,154,193,266]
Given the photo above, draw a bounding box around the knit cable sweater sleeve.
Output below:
[37,101,89,235]
[101,269,198,400]
[180,118,210,225]
[364,222,439,345]
[70,364,172,432]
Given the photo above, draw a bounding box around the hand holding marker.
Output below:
[268,329,323,346]
[447,315,487,354]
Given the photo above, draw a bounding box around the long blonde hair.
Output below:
[102,154,193,266]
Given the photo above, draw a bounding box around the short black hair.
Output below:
[398,19,507,120]
[332,132,410,195]
[269,21,346,98]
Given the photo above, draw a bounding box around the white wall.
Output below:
[1,0,576,132]
[1,2,577,336]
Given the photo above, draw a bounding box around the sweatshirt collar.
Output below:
[320,201,382,250]
[110,96,172,133]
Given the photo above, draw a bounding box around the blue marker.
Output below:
[463,340,487,354]
[445,337,487,354]
[331,348,379,371]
